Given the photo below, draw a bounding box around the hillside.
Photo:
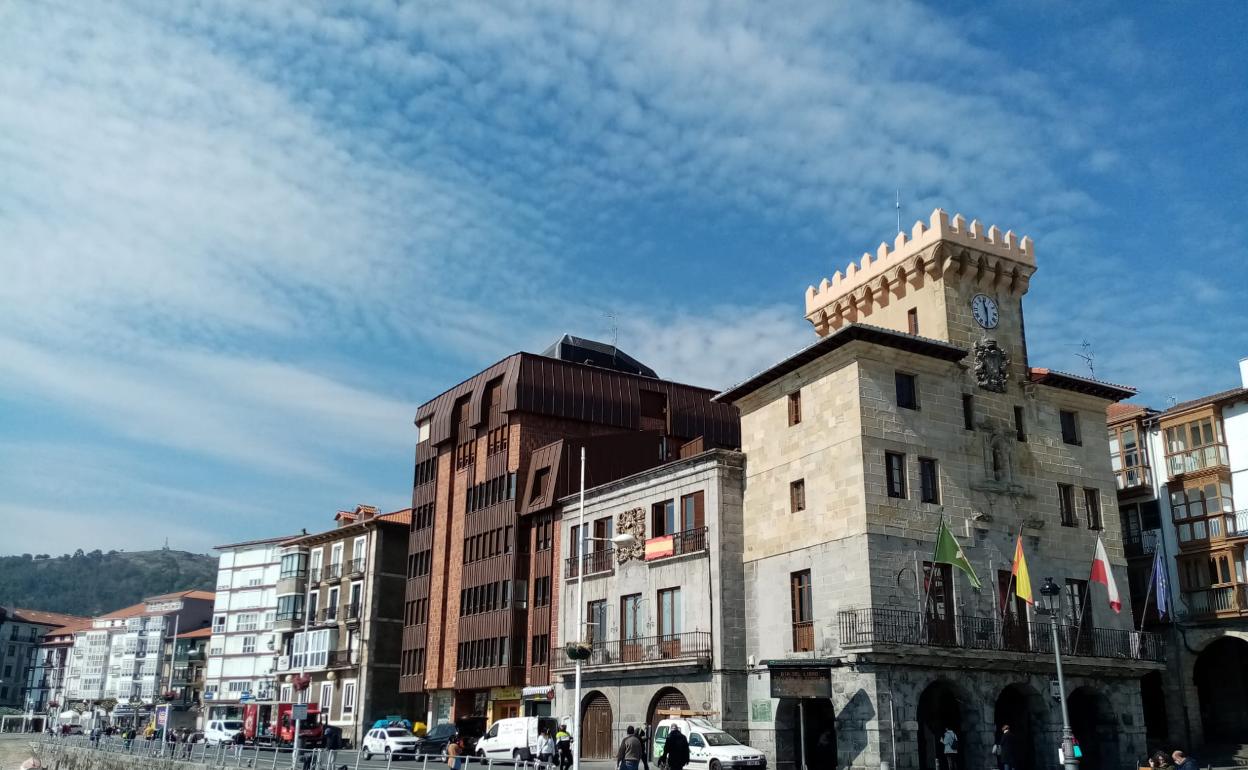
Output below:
[0,549,217,617]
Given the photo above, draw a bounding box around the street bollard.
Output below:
[354,747,363,770]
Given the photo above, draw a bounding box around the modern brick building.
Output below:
[399,337,739,728]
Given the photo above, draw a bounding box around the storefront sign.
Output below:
[521,686,554,701]
[491,687,522,701]
[769,668,831,699]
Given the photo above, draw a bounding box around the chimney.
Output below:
[1240,356,1248,389]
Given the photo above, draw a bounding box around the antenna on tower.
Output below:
[1071,339,1096,378]
[895,189,901,235]
[602,311,618,347]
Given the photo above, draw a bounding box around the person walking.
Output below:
[446,736,464,770]
[659,725,689,770]
[1172,750,1198,770]
[940,726,959,770]
[636,727,650,770]
[556,724,573,770]
[616,726,645,770]
[321,724,342,770]
[231,729,245,759]
[996,725,1016,770]
[537,729,556,763]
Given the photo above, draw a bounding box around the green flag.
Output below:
[933,519,982,589]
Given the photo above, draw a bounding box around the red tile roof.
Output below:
[1160,386,1248,418]
[178,627,214,639]
[1106,402,1149,423]
[11,609,91,628]
[377,509,412,526]
[45,618,95,638]
[99,602,148,620]
[144,589,215,603]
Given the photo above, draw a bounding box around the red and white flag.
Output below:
[1090,537,1121,613]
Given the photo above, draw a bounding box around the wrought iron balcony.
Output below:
[644,527,708,561]
[565,549,615,579]
[342,602,362,623]
[1124,529,1160,559]
[837,607,1165,663]
[324,564,342,581]
[327,649,359,668]
[553,631,712,671]
[346,558,365,577]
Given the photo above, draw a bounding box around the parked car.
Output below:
[204,719,244,745]
[362,727,420,760]
[474,716,559,760]
[415,723,458,755]
[653,718,767,769]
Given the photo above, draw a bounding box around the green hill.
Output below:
[0,549,217,617]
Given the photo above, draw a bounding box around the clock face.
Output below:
[971,294,999,329]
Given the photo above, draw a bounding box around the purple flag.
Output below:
[1151,547,1168,619]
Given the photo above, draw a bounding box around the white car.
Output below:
[474,716,559,759]
[204,720,244,746]
[362,728,420,760]
[654,718,767,770]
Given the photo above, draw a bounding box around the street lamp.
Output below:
[1038,577,1079,770]
[570,445,638,770]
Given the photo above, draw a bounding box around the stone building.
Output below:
[1106,358,1248,756]
[398,338,739,729]
[275,505,419,745]
[551,449,747,759]
[715,209,1164,770]
[8,610,90,713]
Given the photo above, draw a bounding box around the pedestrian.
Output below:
[659,725,689,770]
[446,736,464,770]
[636,727,650,770]
[323,724,342,770]
[995,725,1015,770]
[537,729,556,763]
[1149,751,1172,769]
[556,724,573,770]
[1172,750,1198,770]
[940,726,959,770]
[232,729,245,759]
[617,725,645,770]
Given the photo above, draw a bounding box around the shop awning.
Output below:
[521,686,554,699]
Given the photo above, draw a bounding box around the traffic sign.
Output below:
[1049,680,1061,701]
[292,703,308,720]
[240,692,252,703]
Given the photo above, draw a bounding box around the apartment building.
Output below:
[715,209,1164,770]
[275,505,418,745]
[171,628,211,718]
[24,618,92,715]
[0,607,87,710]
[1106,359,1248,751]
[203,535,292,720]
[63,591,213,725]
[400,336,740,729]
[551,449,747,759]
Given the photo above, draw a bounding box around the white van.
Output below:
[474,716,559,759]
[653,718,767,769]
[204,719,244,745]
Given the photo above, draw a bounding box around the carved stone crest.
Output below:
[973,339,1010,393]
[615,507,646,563]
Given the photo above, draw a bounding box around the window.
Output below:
[529,468,550,503]
[652,499,677,536]
[212,616,226,634]
[1060,410,1081,445]
[241,636,256,654]
[895,372,919,410]
[279,552,308,580]
[919,458,940,504]
[1014,406,1026,442]
[621,594,642,641]
[533,577,551,608]
[885,452,907,499]
[1164,415,1228,476]
[320,682,333,716]
[790,480,806,513]
[531,635,549,666]
[235,613,258,632]
[788,391,802,426]
[907,308,919,335]
[962,394,974,431]
[1058,484,1076,526]
[340,681,355,714]
[1084,488,1103,530]
[1170,481,1235,544]
[586,600,607,645]
[790,570,813,652]
[657,588,682,639]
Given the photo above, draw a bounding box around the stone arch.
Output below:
[645,686,690,740]
[1193,635,1248,741]
[917,678,981,770]
[994,683,1046,770]
[1069,686,1118,770]
[580,690,614,759]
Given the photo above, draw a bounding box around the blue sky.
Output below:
[2,1,1245,554]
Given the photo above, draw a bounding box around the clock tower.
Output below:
[804,208,1036,392]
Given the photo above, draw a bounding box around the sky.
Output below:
[2,1,1245,555]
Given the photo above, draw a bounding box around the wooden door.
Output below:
[621,594,642,662]
[924,563,955,645]
[998,570,1030,651]
[581,692,613,758]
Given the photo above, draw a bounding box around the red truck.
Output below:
[243,702,323,747]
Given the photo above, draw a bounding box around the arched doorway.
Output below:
[1140,671,1169,746]
[1069,687,1119,770]
[993,684,1044,770]
[775,698,837,770]
[580,691,613,759]
[646,687,689,741]
[1194,636,1248,742]
[918,680,973,770]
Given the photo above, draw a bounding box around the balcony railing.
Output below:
[279,568,307,581]
[316,606,339,624]
[792,621,814,652]
[308,568,321,583]
[837,607,1165,663]
[1221,510,1248,538]
[644,527,708,561]
[565,549,615,579]
[347,558,365,576]
[1185,585,1248,618]
[275,610,303,624]
[1166,445,1229,478]
[325,564,342,580]
[1114,465,1152,491]
[327,649,359,668]
[342,602,362,622]
[554,631,712,670]
[1124,529,1160,558]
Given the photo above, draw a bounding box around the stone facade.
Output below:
[552,450,748,758]
[723,210,1161,770]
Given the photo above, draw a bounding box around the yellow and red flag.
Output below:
[1011,536,1034,605]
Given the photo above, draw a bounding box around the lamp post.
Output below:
[570,446,638,770]
[1038,577,1079,770]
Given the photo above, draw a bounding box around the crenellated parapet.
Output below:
[804,208,1037,336]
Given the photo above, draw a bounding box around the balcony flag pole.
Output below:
[572,446,586,770]
[932,518,982,589]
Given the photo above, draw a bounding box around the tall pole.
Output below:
[572,447,586,770]
[164,613,180,744]
[292,583,312,769]
[1045,587,1078,770]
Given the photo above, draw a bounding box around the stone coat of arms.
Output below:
[615,507,646,563]
[974,339,1010,393]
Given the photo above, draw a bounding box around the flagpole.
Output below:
[1136,549,1157,633]
[1071,538,1101,656]
[999,524,1026,618]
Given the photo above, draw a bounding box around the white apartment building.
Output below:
[203,535,294,720]
[62,591,214,721]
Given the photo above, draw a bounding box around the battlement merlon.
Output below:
[804,208,1037,333]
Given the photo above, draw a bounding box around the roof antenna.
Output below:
[896,189,902,235]
[1072,339,1096,377]
[602,311,618,348]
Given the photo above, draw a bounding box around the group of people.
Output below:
[615,724,690,770]
[1150,749,1200,770]
[533,724,573,767]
